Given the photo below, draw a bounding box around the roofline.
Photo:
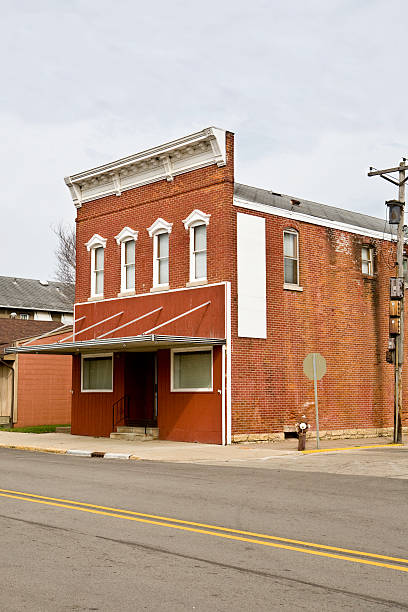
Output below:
[233,196,395,242]
[0,304,74,313]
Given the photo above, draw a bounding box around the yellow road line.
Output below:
[302,444,404,454]
[0,489,407,573]
[0,487,406,563]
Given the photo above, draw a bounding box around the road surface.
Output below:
[0,447,407,611]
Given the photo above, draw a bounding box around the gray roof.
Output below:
[234,183,394,236]
[0,276,74,313]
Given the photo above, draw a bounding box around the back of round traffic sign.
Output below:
[303,353,326,381]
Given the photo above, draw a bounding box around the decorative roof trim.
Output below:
[64,127,227,208]
[114,227,139,245]
[147,218,173,237]
[233,197,395,242]
[183,209,211,230]
[85,234,107,251]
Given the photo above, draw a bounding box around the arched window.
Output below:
[147,218,173,289]
[183,209,211,283]
[85,234,107,298]
[283,229,300,287]
[115,227,138,294]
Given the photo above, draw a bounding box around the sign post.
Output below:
[303,352,326,449]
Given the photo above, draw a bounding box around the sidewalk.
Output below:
[0,431,402,463]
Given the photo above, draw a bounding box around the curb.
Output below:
[302,443,404,455]
[0,444,139,460]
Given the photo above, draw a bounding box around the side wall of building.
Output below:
[231,207,402,440]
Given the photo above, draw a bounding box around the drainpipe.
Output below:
[0,358,15,428]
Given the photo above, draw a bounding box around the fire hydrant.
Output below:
[295,415,310,451]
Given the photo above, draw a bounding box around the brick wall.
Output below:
[231,209,403,435]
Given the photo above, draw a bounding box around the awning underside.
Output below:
[6,334,226,355]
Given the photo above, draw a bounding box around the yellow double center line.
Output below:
[0,487,407,573]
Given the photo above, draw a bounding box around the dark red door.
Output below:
[124,352,156,426]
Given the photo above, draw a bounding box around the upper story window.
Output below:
[183,209,211,284]
[85,234,107,298]
[361,246,374,276]
[147,218,173,289]
[115,227,139,294]
[283,229,300,287]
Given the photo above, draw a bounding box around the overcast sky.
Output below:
[1,0,408,280]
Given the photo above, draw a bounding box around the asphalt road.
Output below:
[1,448,408,611]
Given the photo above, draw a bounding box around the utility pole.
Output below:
[368,160,407,443]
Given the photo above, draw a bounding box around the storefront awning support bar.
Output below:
[97,307,163,339]
[60,311,124,343]
[20,317,85,347]
[142,301,211,335]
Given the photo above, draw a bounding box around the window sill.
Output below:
[284,284,303,292]
[186,279,208,288]
[150,284,170,293]
[362,274,376,280]
[87,295,104,302]
[117,290,136,297]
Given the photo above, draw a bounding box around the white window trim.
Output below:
[283,229,300,287]
[170,346,213,393]
[362,245,374,276]
[115,227,138,294]
[86,234,107,298]
[183,209,210,284]
[147,218,173,289]
[81,352,113,393]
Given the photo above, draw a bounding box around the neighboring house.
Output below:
[0,276,74,323]
[6,127,404,443]
[0,322,72,427]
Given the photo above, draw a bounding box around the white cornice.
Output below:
[65,127,227,208]
[233,197,395,242]
[85,234,107,251]
[115,227,139,245]
[147,218,173,237]
[183,209,211,230]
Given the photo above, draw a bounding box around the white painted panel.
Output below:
[237,213,267,338]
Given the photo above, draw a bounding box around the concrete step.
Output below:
[110,432,156,441]
[115,426,159,438]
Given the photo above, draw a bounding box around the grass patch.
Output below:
[0,424,70,434]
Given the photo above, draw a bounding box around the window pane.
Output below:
[95,270,104,294]
[361,247,369,261]
[362,261,369,275]
[159,258,169,284]
[194,225,206,251]
[284,258,298,284]
[125,240,135,265]
[173,351,212,390]
[284,233,297,258]
[83,357,112,390]
[158,232,169,258]
[126,263,135,289]
[195,251,206,279]
[95,247,104,270]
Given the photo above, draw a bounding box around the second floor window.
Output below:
[361,246,374,275]
[147,218,173,289]
[183,209,211,284]
[124,240,135,290]
[193,224,207,280]
[85,234,107,298]
[93,247,104,296]
[283,229,299,286]
[157,232,169,285]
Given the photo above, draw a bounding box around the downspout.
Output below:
[0,358,15,428]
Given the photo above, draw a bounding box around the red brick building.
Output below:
[8,127,405,443]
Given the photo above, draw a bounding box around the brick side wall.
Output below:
[231,208,403,435]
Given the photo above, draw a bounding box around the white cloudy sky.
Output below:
[1,0,408,280]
